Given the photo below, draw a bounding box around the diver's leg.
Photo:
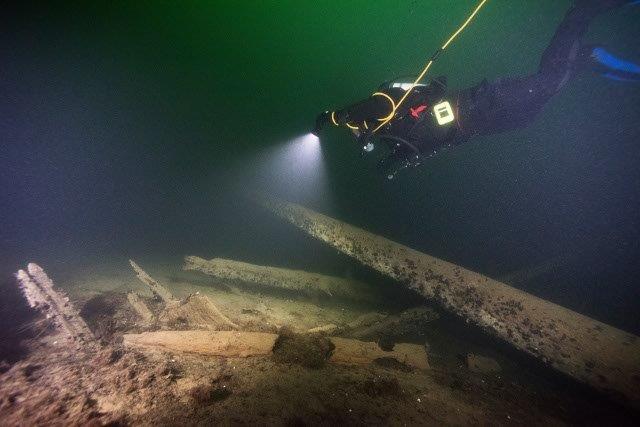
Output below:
[539,0,636,89]
[456,1,631,140]
[456,75,551,139]
[538,2,607,94]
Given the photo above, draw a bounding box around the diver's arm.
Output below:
[314,87,406,136]
[334,95,393,125]
[314,96,393,139]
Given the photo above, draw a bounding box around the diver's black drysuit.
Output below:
[323,1,629,174]
[455,1,608,142]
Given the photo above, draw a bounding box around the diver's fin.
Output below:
[591,47,640,74]
[579,46,640,82]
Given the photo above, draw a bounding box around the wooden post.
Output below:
[15,263,97,350]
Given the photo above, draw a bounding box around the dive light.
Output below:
[312,111,331,137]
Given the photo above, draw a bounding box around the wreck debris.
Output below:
[306,324,340,334]
[305,307,439,341]
[123,330,429,370]
[347,312,388,329]
[273,328,335,368]
[15,263,96,349]
[129,260,240,331]
[129,259,174,303]
[329,337,429,370]
[347,306,439,341]
[257,196,640,407]
[124,330,278,357]
[183,256,379,303]
[159,293,240,330]
[126,292,155,324]
[466,354,501,374]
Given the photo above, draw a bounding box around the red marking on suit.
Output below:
[410,104,428,118]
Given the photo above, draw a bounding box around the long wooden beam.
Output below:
[257,196,640,407]
[184,256,380,304]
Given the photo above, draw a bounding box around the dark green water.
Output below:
[2,0,640,336]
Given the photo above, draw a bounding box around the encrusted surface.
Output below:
[259,196,640,407]
[15,263,96,350]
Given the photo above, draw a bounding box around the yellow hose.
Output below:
[330,111,339,126]
[372,92,397,122]
[372,0,489,133]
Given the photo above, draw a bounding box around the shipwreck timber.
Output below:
[184,256,379,304]
[15,263,97,350]
[257,196,640,407]
[123,330,429,370]
[128,260,240,330]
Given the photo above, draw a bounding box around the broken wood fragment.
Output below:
[329,337,429,370]
[126,292,155,324]
[257,195,640,408]
[306,307,438,341]
[306,324,339,335]
[129,259,174,304]
[124,330,276,357]
[183,256,379,304]
[15,263,96,349]
[124,331,278,357]
[346,312,388,330]
[347,306,439,341]
[129,260,240,331]
[160,293,240,330]
[466,354,501,374]
[122,330,429,370]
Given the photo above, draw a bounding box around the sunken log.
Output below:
[257,196,640,407]
[183,256,379,304]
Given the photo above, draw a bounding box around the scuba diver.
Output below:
[313,0,640,179]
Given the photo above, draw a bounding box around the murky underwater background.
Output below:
[2,2,640,419]
[3,0,639,332]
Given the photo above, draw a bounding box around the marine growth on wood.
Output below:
[257,195,640,408]
[15,263,97,350]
